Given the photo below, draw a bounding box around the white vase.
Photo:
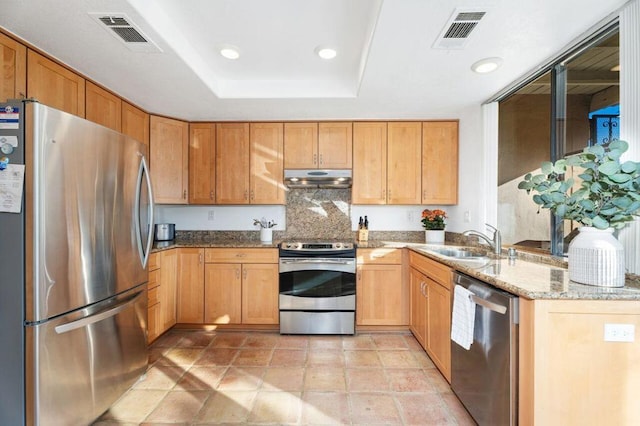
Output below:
[425,230,445,244]
[260,228,273,243]
[568,226,625,287]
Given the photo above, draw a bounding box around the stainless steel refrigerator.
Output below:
[0,101,154,425]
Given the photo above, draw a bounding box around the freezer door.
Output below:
[25,285,147,426]
[26,103,153,322]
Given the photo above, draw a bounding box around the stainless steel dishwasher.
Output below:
[451,271,519,426]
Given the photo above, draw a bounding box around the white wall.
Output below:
[446,105,486,233]
[155,205,286,231]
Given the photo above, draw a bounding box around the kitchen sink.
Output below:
[428,247,483,258]
[414,246,491,266]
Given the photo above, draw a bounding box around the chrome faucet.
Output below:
[463,224,502,255]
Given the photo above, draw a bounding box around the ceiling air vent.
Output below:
[89,13,162,53]
[433,9,487,49]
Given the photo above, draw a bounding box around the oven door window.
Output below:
[280,269,355,298]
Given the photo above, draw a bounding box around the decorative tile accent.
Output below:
[284,188,352,239]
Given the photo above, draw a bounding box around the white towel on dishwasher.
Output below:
[451,285,476,350]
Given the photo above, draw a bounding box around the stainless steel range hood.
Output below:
[284,169,352,189]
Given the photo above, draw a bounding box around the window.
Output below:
[497,26,619,255]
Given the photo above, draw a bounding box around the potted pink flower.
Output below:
[422,209,446,243]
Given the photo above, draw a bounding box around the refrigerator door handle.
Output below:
[54,291,143,334]
[134,155,155,268]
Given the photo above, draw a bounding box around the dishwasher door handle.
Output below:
[469,294,507,314]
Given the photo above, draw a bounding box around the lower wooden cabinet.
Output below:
[356,248,407,326]
[204,263,242,324]
[147,252,161,343]
[205,249,279,325]
[409,251,452,382]
[147,249,177,343]
[174,248,279,326]
[519,299,640,425]
[177,248,205,323]
[159,249,178,331]
[409,267,428,346]
[241,263,279,324]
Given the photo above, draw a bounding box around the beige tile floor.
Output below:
[94,329,476,425]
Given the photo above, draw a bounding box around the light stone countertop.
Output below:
[406,244,640,301]
[150,237,640,301]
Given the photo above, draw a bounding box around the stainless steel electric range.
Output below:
[278,241,356,335]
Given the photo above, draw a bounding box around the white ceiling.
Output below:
[0,0,628,121]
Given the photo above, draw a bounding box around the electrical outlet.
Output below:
[464,210,471,223]
[207,210,215,221]
[407,211,415,221]
[604,323,635,342]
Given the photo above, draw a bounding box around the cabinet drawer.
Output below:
[148,252,160,271]
[205,248,278,264]
[148,285,160,305]
[148,269,160,289]
[409,251,451,289]
[357,248,402,264]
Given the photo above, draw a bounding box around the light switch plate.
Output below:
[604,323,635,342]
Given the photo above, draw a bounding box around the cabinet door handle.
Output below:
[235,269,240,279]
[183,189,187,199]
[420,281,428,297]
[250,190,255,201]
[313,153,318,166]
[319,154,323,165]
[210,190,214,200]
[242,269,247,279]
[199,253,203,264]
[244,190,248,201]
[423,190,426,200]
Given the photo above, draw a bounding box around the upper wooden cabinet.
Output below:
[250,123,285,204]
[121,101,149,146]
[284,122,318,168]
[27,50,85,117]
[216,123,250,204]
[150,115,189,204]
[284,122,352,169]
[85,81,121,132]
[352,122,387,204]
[318,122,352,168]
[387,122,422,204]
[353,122,421,205]
[0,32,26,102]
[189,123,216,204]
[422,121,458,204]
[216,122,284,205]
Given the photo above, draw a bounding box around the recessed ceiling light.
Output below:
[315,46,337,60]
[611,64,620,72]
[471,57,503,73]
[220,46,240,60]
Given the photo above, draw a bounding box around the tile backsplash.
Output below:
[284,188,352,239]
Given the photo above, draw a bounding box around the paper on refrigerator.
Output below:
[0,164,25,213]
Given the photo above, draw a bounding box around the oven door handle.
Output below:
[280,259,354,265]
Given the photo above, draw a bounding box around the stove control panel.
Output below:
[280,241,355,251]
